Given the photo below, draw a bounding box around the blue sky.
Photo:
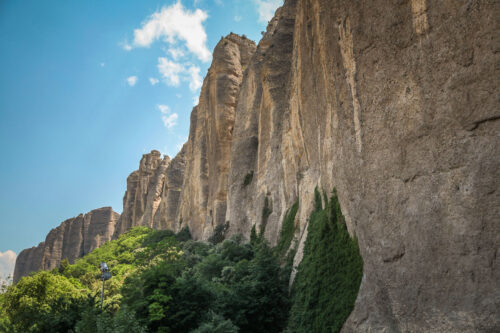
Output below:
[0,0,282,275]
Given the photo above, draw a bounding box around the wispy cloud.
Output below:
[157,104,178,129]
[255,0,282,23]
[100,62,105,67]
[149,77,160,85]
[162,113,178,129]
[0,250,16,281]
[234,15,242,22]
[193,95,200,106]
[157,58,203,92]
[158,58,184,86]
[168,47,185,60]
[126,2,211,62]
[126,76,138,86]
[157,104,170,114]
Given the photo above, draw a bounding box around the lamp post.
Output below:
[99,262,112,311]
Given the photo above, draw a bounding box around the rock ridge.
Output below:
[13,207,119,282]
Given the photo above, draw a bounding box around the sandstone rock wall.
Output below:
[225,0,498,331]
[113,150,168,236]
[13,207,119,282]
[177,33,257,240]
[225,2,299,246]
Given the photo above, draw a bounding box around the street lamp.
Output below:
[99,262,112,311]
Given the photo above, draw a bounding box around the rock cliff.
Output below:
[112,34,256,239]
[13,207,119,282]
[14,0,499,330]
[176,33,256,240]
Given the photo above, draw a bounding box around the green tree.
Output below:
[2,271,84,332]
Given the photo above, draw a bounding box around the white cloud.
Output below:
[162,113,178,129]
[100,62,105,67]
[234,15,242,22]
[168,47,185,60]
[149,77,160,85]
[255,0,282,23]
[0,250,16,281]
[157,104,170,114]
[130,2,211,62]
[157,58,203,92]
[193,95,200,106]
[158,57,184,86]
[187,65,203,91]
[127,76,138,86]
[121,40,133,51]
[157,104,178,129]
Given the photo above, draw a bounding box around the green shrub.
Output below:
[275,200,299,260]
[209,222,229,245]
[288,188,363,333]
[242,171,254,187]
[260,196,272,236]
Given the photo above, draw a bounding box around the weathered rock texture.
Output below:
[176,33,256,240]
[111,34,256,240]
[13,207,119,282]
[288,1,499,331]
[225,0,499,331]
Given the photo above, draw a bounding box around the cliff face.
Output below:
[177,33,256,239]
[286,1,499,331]
[227,0,498,331]
[13,207,119,282]
[113,150,170,236]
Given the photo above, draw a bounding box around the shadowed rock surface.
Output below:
[13,207,119,282]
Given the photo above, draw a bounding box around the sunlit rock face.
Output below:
[13,207,119,282]
[176,33,257,240]
[113,150,169,236]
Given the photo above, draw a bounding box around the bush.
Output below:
[288,188,363,333]
[260,196,272,236]
[275,200,299,259]
[242,171,254,187]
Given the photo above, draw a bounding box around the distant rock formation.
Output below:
[13,207,119,282]
[112,34,257,240]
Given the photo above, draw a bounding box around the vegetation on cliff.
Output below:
[0,191,362,333]
[288,189,363,332]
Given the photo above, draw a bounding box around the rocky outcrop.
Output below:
[176,33,256,240]
[13,207,119,282]
[152,145,187,231]
[113,150,169,236]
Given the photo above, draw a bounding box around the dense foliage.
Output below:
[0,228,289,332]
[0,190,363,332]
[288,189,363,332]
